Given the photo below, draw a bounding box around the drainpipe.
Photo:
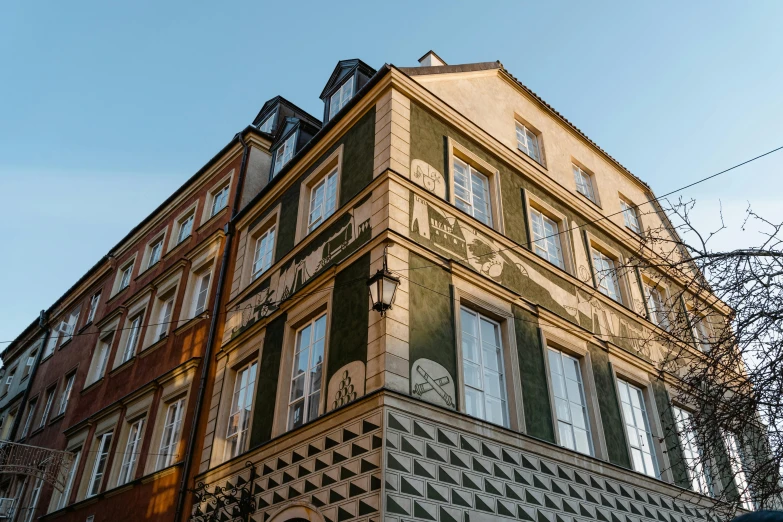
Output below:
[174,132,251,522]
[8,311,50,442]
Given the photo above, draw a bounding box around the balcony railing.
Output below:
[0,441,74,492]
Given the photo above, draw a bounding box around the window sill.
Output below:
[80,377,104,395]
[576,190,602,210]
[139,336,168,358]
[77,322,92,334]
[29,426,45,438]
[163,235,192,262]
[198,206,228,232]
[48,412,65,426]
[171,315,207,337]
[59,338,73,349]
[515,148,546,170]
[109,357,136,378]
[108,285,130,304]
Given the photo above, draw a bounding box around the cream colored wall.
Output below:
[411,71,674,253]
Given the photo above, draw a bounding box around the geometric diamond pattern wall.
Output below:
[191,411,382,522]
[384,410,717,522]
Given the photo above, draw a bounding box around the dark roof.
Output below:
[252,95,322,130]
[319,59,377,100]
[235,64,392,224]
[399,61,650,191]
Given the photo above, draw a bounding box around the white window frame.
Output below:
[273,132,297,176]
[620,199,641,234]
[210,183,230,218]
[121,315,143,364]
[643,282,671,331]
[295,147,343,244]
[117,418,144,486]
[447,140,504,232]
[287,314,327,431]
[547,348,593,456]
[573,163,598,204]
[252,226,276,280]
[452,157,493,227]
[118,264,133,291]
[59,308,81,344]
[87,431,113,497]
[58,373,75,416]
[617,379,659,478]
[3,368,16,395]
[259,112,276,133]
[459,307,509,428]
[515,121,542,164]
[155,296,175,342]
[224,361,258,460]
[20,400,36,438]
[529,207,565,270]
[39,388,55,428]
[43,332,58,359]
[591,246,623,303]
[672,406,712,496]
[88,332,114,385]
[176,213,195,244]
[146,238,164,269]
[156,398,185,470]
[328,75,355,120]
[57,448,80,509]
[724,431,754,510]
[22,478,42,522]
[688,309,712,352]
[87,292,101,324]
[307,169,338,234]
[191,272,212,317]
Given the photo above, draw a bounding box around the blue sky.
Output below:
[1,1,782,343]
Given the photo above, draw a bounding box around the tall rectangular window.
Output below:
[225,361,257,460]
[119,265,133,291]
[573,164,597,203]
[156,399,185,470]
[515,122,541,163]
[273,133,296,176]
[147,239,163,269]
[530,208,565,269]
[91,336,112,383]
[60,308,80,342]
[192,273,211,316]
[591,248,622,303]
[329,77,354,119]
[117,418,144,486]
[39,388,55,427]
[620,200,641,234]
[307,170,338,233]
[20,400,36,438]
[177,214,195,244]
[689,311,712,352]
[87,432,113,497]
[672,406,711,496]
[460,308,508,427]
[23,353,35,378]
[43,333,58,358]
[252,227,275,279]
[288,314,326,431]
[617,379,658,477]
[156,297,174,341]
[724,431,754,510]
[210,185,230,217]
[22,478,42,522]
[548,349,592,456]
[58,373,75,416]
[121,315,142,363]
[58,449,80,509]
[644,284,670,330]
[87,292,101,323]
[453,158,492,227]
[3,369,15,395]
[259,113,276,133]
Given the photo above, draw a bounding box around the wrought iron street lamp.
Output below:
[368,247,400,316]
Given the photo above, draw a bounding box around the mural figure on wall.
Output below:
[411,358,455,409]
[410,159,446,199]
[327,362,366,412]
[224,194,374,343]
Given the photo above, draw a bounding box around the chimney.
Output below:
[418,50,446,67]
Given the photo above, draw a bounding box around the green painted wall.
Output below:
[249,313,287,448]
[651,379,690,489]
[244,107,376,263]
[327,252,371,384]
[588,345,632,468]
[513,306,555,443]
[408,252,457,400]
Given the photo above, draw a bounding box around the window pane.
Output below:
[461,307,507,427]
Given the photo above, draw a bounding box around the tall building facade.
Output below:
[0,52,763,522]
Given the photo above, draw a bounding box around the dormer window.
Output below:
[259,112,276,133]
[328,76,354,120]
[273,132,297,176]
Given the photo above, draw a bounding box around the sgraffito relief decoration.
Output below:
[191,411,382,522]
[410,359,455,409]
[410,193,655,361]
[327,362,366,412]
[384,408,718,522]
[411,160,446,200]
[224,194,374,343]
